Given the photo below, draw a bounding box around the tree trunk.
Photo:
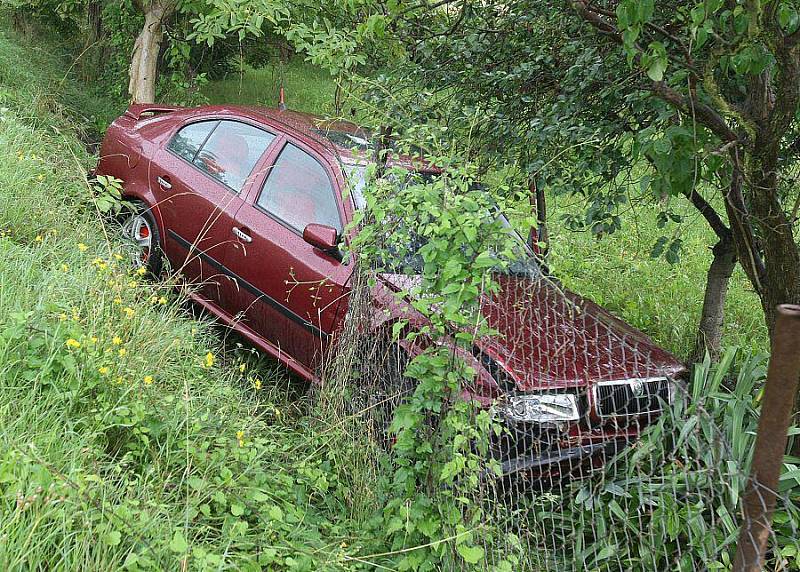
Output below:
[81,1,104,82]
[129,2,173,104]
[746,151,800,340]
[689,237,737,364]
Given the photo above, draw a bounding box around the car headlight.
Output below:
[500,393,580,424]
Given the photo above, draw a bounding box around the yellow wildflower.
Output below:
[253,379,262,390]
[60,263,69,272]
[37,175,44,182]
[203,352,215,369]
[113,253,123,261]
[158,296,167,305]
[144,375,154,385]
[35,235,43,242]
[127,281,137,288]
[77,243,88,252]
[65,338,81,349]
[122,307,135,319]
[136,267,147,276]
[112,336,122,346]
[59,313,68,321]
[239,363,246,373]
[98,366,110,376]
[113,297,122,305]
[236,430,245,447]
[118,348,127,357]
[90,336,98,344]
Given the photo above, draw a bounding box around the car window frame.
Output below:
[165,117,278,196]
[249,138,346,239]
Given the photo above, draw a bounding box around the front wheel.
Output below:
[120,202,163,277]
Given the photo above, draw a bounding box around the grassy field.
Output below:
[202,60,338,114]
[0,27,381,570]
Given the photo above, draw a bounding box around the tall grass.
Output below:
[0,26,373,570]
[201,60,339,115]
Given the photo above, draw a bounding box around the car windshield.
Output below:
[343,164,541,278]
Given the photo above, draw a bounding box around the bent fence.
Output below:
[314,169,800,571]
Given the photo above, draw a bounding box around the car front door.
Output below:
[149,119,277,306]
[223,139,352,372]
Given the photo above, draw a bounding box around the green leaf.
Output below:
[103,530,121,546]
[268,505,284,522]
[647,57,667,81]
[457,543,485,564]
[230,503,244,516]
[169,531,188,554]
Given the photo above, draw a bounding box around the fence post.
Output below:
[733,304,800,572]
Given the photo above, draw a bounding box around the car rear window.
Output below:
[193,121,276,192]
[167,121,218,163]
[257,143,342,233]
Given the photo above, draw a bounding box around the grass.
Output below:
[0,26,377,571]
[201,60,339,115]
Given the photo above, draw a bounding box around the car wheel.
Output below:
[120,201,163,277]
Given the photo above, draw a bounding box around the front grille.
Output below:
[593,378,672,419]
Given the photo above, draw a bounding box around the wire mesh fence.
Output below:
[310,159,800,571]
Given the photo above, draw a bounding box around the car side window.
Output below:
[167,121,218,163]
[256,143,342,233]
[192,121,276,192]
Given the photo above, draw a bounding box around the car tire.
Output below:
[120,200,164,277]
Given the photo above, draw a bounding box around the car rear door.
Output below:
[222,138,353,372]
[149,118,277,307]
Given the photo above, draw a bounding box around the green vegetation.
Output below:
[546,198,766,356]
[201,60,337,114]
[0,26,370,571]
[0,1,794,569]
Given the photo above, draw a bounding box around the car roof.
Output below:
[171,105,437,173]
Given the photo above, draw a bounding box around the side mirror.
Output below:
[303,223,339,254]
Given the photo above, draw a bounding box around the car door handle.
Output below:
[232,227,252,243]
[157,176,172,190]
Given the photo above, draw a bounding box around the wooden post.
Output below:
[733,304,800,572]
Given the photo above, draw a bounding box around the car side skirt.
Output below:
[187,292,317,382]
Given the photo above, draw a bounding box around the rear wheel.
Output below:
[120,201,163,277]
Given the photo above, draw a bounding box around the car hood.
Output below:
[377,273,685,392]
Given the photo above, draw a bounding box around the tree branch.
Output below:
[571,0,742,144]
[688,189,731,242]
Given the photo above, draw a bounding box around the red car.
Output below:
[96,104,686,477]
